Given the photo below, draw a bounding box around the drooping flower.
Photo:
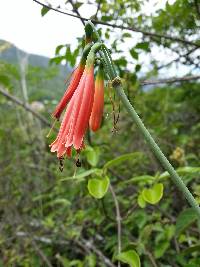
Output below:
[52,64,84,120]
[89,64,104,132]
[52,43,92,120]
[50,63,95,158]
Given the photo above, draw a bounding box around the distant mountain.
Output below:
[0,39,71,101]
[0,39,70,76]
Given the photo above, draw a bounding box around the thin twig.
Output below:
[94,0,101,19]
[31,239,54,267]
[16,231,53,267]
[33,0,200,48]
[80,238,117,267]
[145,250,158,267]
[16,231,116,267]
[68,0,85,25]
[141,75,200,86]
[0,86,52,128]
[109,184,122,267]
[157,47,198,70]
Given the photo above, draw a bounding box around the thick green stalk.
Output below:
[85,21,200,218]
[113,80,200,218]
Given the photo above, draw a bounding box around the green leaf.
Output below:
[130,48,138,60]
[50,198,71,206]
[135,42,149,51]
[41,6,50,16]
[116,250,140,267]
[122,33,132,38]
[55,45,64,55]
[135,64,141,72]
[88,176,110,199]
[155,241,169,258]
[159,166,200,180]
[74,2,83,9]
[137,193,146,208]
[84,146,100,167]
[181,244,200,255]
[103,152,143,171]
[175,208,198,236]
[176,166,200,174]
[142,183,163,204]
[60,169,100,182]
[125,175,154,184]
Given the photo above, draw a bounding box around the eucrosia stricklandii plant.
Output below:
[50,44,104,158]
[52,43,92,120]
[48,21,200,220]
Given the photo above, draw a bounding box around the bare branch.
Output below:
[145,250,158,267]
[80,238,117,267]
[16,231,116,267]
[141,75,200,86]
[194,0,200,18]
[109,184,122,267]
[157,47,198,70]
[68,0,85,25]
[16,232,53,267]
[33,0,200,48]
[0,86,52,127]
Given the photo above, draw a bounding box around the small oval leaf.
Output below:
[88,176,110,199]
[142,183,163,204]
[175,208,198,236]
[103,152,143,171]
[41,6,50,16]
[117,250,140,267]
[137,193,146,208]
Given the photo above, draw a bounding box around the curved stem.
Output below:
[85,22,200,219]
[113,81,200,218]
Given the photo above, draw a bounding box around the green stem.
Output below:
[85,21,200,219]
[113,81,200,218]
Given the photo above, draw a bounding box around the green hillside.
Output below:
[0,39,70,101]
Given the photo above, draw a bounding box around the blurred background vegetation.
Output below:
[0,0,200,266]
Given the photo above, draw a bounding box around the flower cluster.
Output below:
[50,44,104,159]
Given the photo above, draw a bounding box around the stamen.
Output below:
[73,152,81,177]
[58,156,64,172]
[46,120,57,138]
[76,158,82,167]
[108,81,117,132]
[64,67,77,85]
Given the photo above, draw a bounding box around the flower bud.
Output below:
[89,64,104,132]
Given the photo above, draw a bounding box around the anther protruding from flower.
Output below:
[89,63,104,132]
[52,43,93,120]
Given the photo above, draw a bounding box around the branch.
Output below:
[141,75,200,86]
[33,0,200,48]
[16,231,116,267]
[68,0,85,25]
[157,47,198,70]
[0,86,52,127]
[80,238,116,267]
[109,184,122,267]
[145,250,158,267]
[16,232,53,267]
[194,0,200,18]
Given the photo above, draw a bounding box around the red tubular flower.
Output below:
[89,64,104,132]
[50,63,95,158]
[52,43,93,120]
[52,64,84,120]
